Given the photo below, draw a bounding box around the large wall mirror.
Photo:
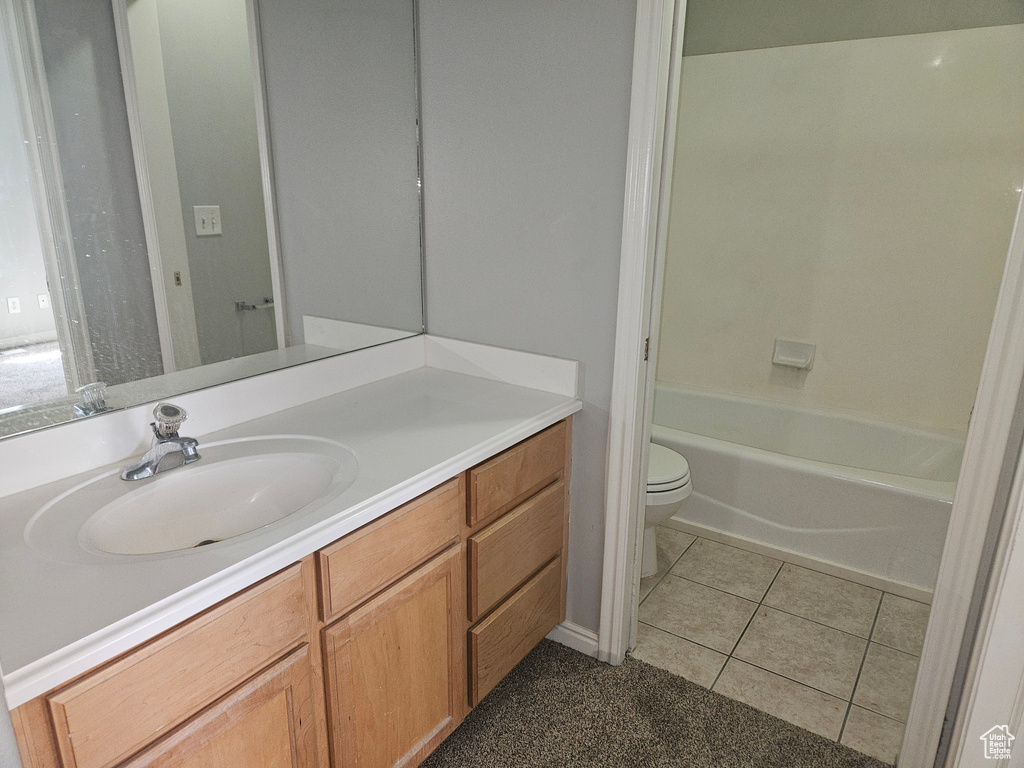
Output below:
[0,0,424,439]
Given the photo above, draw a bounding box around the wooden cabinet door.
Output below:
[117,644,320,768]
[323,545,466,768]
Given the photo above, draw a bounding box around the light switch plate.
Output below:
[193,205,222,236]
[37,293,50,309]
[7,297,21,314]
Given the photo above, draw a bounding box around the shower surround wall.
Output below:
[658,24,1024,434]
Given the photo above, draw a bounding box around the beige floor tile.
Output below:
[657,527,697,566]
[638,574,758,654]
[872,594,930,656]
[713,659,848,740]
[762,564,881,637]
[670,538,782,601]
[631,623,726,688]
[841,706,905,765]
[639,573,662,603]
[733,606,867,699]
[853,643,920,722]
[639,528,696,602]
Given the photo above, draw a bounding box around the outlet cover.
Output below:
[193,205,222,236]
[37,293,50,309]
[7,297,21,314]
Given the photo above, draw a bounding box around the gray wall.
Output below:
[156,0,277,364]
[419,0,637,633]
[258,0,423,342]
[683,0,1024,55]
[0,31,56,347]
[34,0,163,384]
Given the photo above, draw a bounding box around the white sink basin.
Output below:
[26,436,358,558]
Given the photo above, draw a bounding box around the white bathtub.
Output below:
[652,384,966,596]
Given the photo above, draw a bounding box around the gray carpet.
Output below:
[423,641,890,768]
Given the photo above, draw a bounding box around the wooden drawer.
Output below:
[318,477,462,621]
[46,564,308,768]
[468,480,564,621]
[117,644,319,768]
[469,421,566,529]
[468,557,562,706]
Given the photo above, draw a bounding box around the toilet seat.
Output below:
[647,443,690,492]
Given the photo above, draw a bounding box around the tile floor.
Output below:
[631,528,931,765]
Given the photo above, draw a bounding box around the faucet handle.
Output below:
[153,402,188,438]
[73,382,108,417]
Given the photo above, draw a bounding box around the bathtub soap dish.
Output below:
[773,339,815,370]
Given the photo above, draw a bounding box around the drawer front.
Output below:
[117,644,319,768]
[469,421,566,529]
[318,477,462,621]
[47,564,308,768]
[469,557,561,706]
[468,480,564,621]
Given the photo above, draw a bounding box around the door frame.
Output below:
[598,0,684,665]
[600,4,1024,766]
[245,0,287,349]
[942,393,1024,765]
[111,0,195,374]
[1,0,97,391]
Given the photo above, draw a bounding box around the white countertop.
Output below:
[0,337,581,708]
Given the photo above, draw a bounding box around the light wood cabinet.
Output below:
[12,418,572,768]
[12,560,322,768]
[465,421,571,707]
[322,546,466,768]
[469,420,567,529]
[469,557,563,705]
[468,479,565,621]
[45,564,309,768]
[117,644,319,768]
[317,477,462,622]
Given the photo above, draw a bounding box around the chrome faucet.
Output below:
[73,382,109,418]
[121,403,201,481]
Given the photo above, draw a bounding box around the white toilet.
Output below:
[642,443,692,577]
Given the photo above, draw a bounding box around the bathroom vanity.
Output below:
[0,336,581,768]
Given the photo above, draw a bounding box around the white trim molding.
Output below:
[598,0,682,665]
[546,622,600,659]
[111,0,193,374]
[245,0,287,349]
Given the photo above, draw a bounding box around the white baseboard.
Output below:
[546,621,600,657]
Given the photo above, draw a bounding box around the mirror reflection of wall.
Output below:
[259,0,424,345]
[0,0,425,438]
